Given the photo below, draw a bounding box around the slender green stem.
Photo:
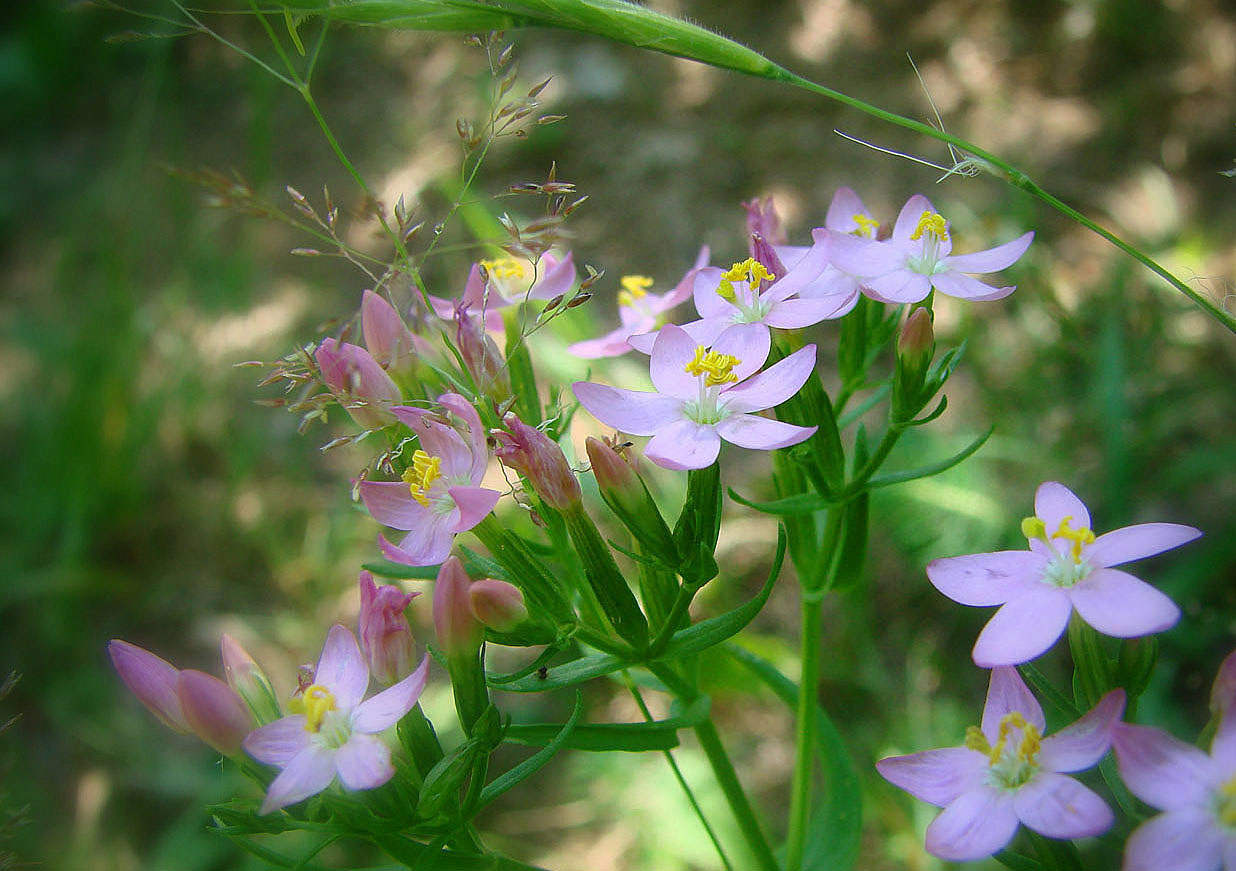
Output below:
[843,422,906,497]
[646,581,701,658]
[784,592,823,871]
[693,716,780,871]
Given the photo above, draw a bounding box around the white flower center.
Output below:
[965,712,1042,790]
[1022,514,1096,589]
[906,211,950,276]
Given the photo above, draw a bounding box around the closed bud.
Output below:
[749,233,788,284]
[493,412,582,510]
[433,557,484,658]
[469,579,528,632]
[358,571,420,685]
[361,290,416,376]
[176,670,253,756]
[314,338,400,430]
[220,634,281,724]
[743,196,786,247]
[585,437,677,567]
[892,307,935,420]
[455,308,512,404]
[108,640,190,734]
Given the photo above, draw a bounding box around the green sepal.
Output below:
[397,702,445,782]
[563,504,650,650]
[1115,636,1158,704]
[415,739,480,820]
[471,516,576,629]
[597,470,680,571]
[446,647,492,738]
[1068,616,1115,710]
[672,463,722,584]
[504,695,709,752]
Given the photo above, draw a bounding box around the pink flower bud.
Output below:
[469,579,528,632]
[493,412,582,510]
[220,634,281,723]
[176,670,253,755]
[361,290,416,374]
[358,571,420,684]
[434,557,484,657]
[314,338,401,430]
[898,306,935,359]
[749,233,787,284]
[743,195,786,247]
[454,308,511,402]
[108,639,190,733]
[585,436,639,497]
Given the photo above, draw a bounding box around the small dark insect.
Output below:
[536,666,549,680]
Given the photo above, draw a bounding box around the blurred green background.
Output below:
[2,0,1234,868]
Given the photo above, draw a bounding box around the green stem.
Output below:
[843,423,906,497]
[784,592,822,871]
[646,580,701,658]
[693,716,780,871]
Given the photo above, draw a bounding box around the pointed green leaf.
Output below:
[864,425,994,490]
[504,695,709,751]
[499,650,629,692]
[727,489,834,516]
[477,692,584,808]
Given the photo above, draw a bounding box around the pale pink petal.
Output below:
[626,330,658,354]
[1040,689,1125,772]
[711,323,771,382]
[650,324,707,399]
[428,293,456,321]
[972,587,1073,667]
[875,747,986,807]
[412,418,473,479]
[1069,568,1180,637]
[828,232,905,278]
[244,716,311,766]
[693,267,733,319]
[675,316,739,351]
[824,186,870,232]
[654,245,712,311]
[335,732,394,791]
[437,392,488,483]
[924,787,1019,861]
[568,326,641,359]
[358,481,425,531]
[260,745,337,813]
[315,625,369,711]
[645,419,721,470]
[892,194,936,241]
[721,344,817,414]
[108,640,189,733]
[1222,831,1236,871]
[572,382,684,435]
[1211,649,1236,730]
[448,486,502,533]
[1086,523,1202,568]
[1211,710,1236,771]
[1123,809,1224,871]
[1035,482,1091,534]
[773,244,811,270]
[352,655,430,733]
[526,252,576,301]
[864,270,933,304]
[459,264,486,310]
[391,512,458,567]
[1013,773,1113,839]
[361,289,413,369]
[1113,723,1216,810]
[930,271,1017,301]
[177,670,252,755]
[982,667,1045,741]
[764,295,852,328]
[926,551,1044,606]
[715,414,815,450]
[763,230,830,303]
[945,232,1034,274]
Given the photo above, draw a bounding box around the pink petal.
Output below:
[572,382,684,436]
[824,186,871,232]
[335,732,394,791]
[773,243,811,270]
[353,655,430,733]
[710,323,771,382]
[1034,482,1091,535]
[721,344,817,414]
[650,324,707,399]
[1210,710,1236,771]
[892,194,937,241]
[972,587,1073,667]
[448,485,502,533]
[715,414,815,450]
[876,747,987,806]
[764,295,852,328]
[568,326,640,359]
[1040,689,1126,773]
[864,269,933,304]
[526,252,576,301]
[315,625,369,712]
[692,267,732,319]
[1012,773,1113,839]
[926,550,1044,606]
[1069,568,1180,637]
[763,229,830,303]
[260,744,337,814]
[626,330,658,354]
[177,670,252,755]
[108,640,189,733]
[1123,809,1224,871]
[1086,523,1202,568]
[358,481,425,531]
[244,715,311,766]
[654,245,712,311]
[1113,723,1217,810]
[411,418,473,480]
[828,234,904,277]
[924,787,1020,861]
[361,289,413,369]
[390,512,458,567]
[437,393,489,483]
[930,271,1017,301]
[982,667,1046,742]
[645,419,721,470]
[945,232,1034,274]
[672,317,732,349]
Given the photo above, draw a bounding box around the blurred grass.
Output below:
[1,0,1234,868]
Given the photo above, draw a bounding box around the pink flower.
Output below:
[244,625,430,814]
[567,247,709,359]
[573,324,817,470]
[878,667,1125,862]
[314,338,401,431]
[927,481,1200,666]
[358,393,501,566]
[831,193,1033,304]
[1113,657,1236,871]
[430,253,576,331]
[775,186,881,317]
[361,289,420,374]
[357,571,419,685]
[491,411,582,510]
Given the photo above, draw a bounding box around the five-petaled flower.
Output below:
[927,481,1199,666]
[431,253,577,331]
[830,193,1033,304]
[573,323,817,470]
[878,667,1125,862]
[244,624,429,814]
[358,393,501,566]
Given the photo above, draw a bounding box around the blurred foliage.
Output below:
[1,0,1233,868]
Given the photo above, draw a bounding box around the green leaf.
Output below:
[363,559,440,580]
[371,833,553,870]
[660,526,785,658]
[727,489,834,516]
[993,850,1044,871]
[485,644,564,685]
[504,695,709,751]
[832,489,868,592]
[726,645,861,871]
[477,692,584,808]
[864,425,994,490]
[499,650,629,693]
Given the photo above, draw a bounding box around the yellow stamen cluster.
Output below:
[1219,776,1236,826]
[684,346,741,387]
[294,684,337,733]
[402,450,443,507]
[853,214,880,238]
[1053,515,1096,563]
[617,274,654,307]
[480,257,528,282]
[965,713,1042,767]
[717,258,775,303]
[909,211,950,242]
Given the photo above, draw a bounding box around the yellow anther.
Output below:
[717,257,775,302]
[990,712,1041,766]
[684,346,741,387]
[402,450,443,507]
[480,257,528,282]
[300,683,337,733]
[1052,516,1096,564]
[617,274,654,307]
[909,211,950,242]
[1220,776,1236,826]
[963,725,992,755]
[1021,516,1047,542]
[853,214,880,238]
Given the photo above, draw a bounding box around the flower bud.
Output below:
[108,640,190,733]
[898,306,935,360]
[361,289,416,375]
[749,233,788,284]
[358,571,420,684]
[585,437,677,567]
[433,557,484,658]
[455,308,511,404]
[314,338,401,430]
[893,307,935,420]
[469,579,528,632]
[743,195,786,247]
[220,634,281,724]
[493,412,582,510]
[176,670,253,756]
